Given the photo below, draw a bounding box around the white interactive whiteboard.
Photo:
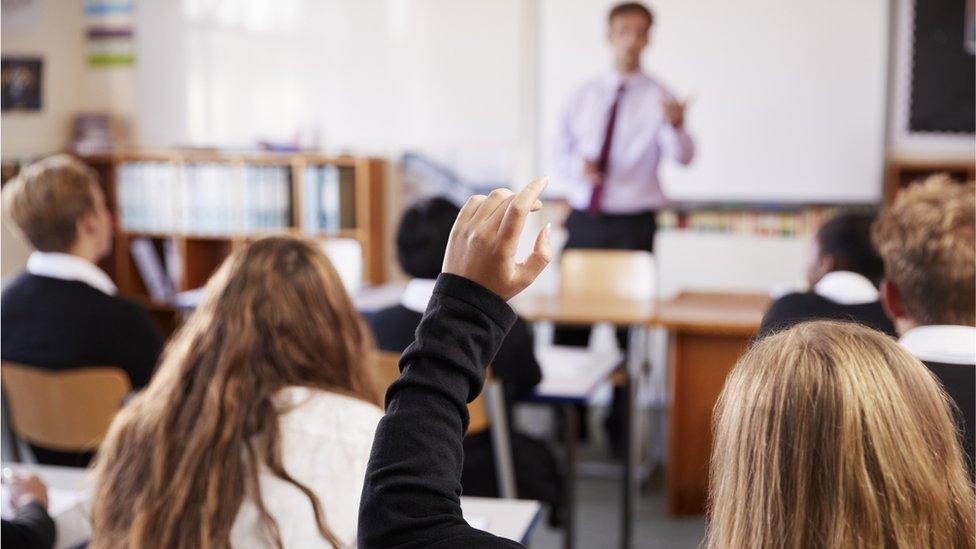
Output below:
[539,0,890,204]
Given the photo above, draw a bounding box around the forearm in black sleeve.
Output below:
[359,273,524,549]
[1,502,56,549]
[119,305,164,390]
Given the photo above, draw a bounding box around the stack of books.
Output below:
[116,162,292,235]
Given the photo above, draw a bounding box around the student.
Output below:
[1,155,163,467]
[758,211,896,338]
[368,197,562,523]
[361,179,559,547]
[872,175,976,474]
[1,474,56,549]
[707,321,974,547]
[90,236,383,548]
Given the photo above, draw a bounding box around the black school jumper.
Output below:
[1,273,163,466]
[359,274,527,548]
[922,359,976,478]
[1,502,56,549]
[757,292,897,339]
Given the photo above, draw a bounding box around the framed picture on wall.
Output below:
[1,56,42,112]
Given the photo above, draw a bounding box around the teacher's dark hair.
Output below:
[608,2,654,27]
[396,196,461,279]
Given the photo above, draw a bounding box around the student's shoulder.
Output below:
[276,387,384,435]
[769,291,828,310]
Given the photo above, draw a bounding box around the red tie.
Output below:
[588,83,626,215]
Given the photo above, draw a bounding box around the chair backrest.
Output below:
[372,351,490,434]
[1,362,132,452]
[560,249,657,300]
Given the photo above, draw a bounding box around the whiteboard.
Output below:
[539,0,890,204]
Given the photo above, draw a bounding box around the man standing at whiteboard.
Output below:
[553,1,693,255]
[552,1,693,451]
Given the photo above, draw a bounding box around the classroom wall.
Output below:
[0,0,87,158]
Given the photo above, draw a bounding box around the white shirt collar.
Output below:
[812,271,879,305]
[26,252,118,295]
[400,278,437,314]
[899,325,976,366]
[603,69,649,90]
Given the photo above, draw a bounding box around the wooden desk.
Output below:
[2,463,543,547]
[657,291,769,516]
[512,293,655,549]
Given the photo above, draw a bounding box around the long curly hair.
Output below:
[89,235,380,548]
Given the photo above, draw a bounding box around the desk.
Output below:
[460,496,542,544]
[2,463,543,547]
[513,293,655,549]
[656,292,768,516]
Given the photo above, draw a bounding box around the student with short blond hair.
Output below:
[1,155,162,467]
[708,321,975,548]
[873,175,976,472]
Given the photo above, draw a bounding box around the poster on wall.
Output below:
[85,0,136,67]
[1,57,42,112]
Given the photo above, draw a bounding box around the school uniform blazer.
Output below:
[900,325,976,477]
[758,271,896,339]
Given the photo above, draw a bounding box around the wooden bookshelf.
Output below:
[77,150,387,334]
[885,157,975,204]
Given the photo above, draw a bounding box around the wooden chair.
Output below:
[372,351,491,434]
[560,249,657,301]
[1,362,131,453]
[372,351,515,496]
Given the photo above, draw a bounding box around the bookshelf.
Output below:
[78,150,387,334]
[885,157,975,204]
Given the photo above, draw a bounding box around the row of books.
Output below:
[116,162,292,234]
[656,207,840,237]
[300,165,357,232]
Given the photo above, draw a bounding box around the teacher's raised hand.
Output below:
[442,177,552,301]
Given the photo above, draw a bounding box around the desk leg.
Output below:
[621,325,645,549]
[562,404,578,549]
[666,330,750,515]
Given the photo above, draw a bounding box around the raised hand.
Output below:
[662,96,689,128]
[442,177,552,301]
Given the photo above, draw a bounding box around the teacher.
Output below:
[552,1,694,451]
[553,1,693,254]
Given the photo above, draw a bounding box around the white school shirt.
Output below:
[552,69,695,213]
[812,271,879,305]
[899,325,976,366]
[230,387,383,548]
[26,251,117,295]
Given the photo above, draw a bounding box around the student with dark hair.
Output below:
[368,196,562,523]
[758,211,896,338]
[1,155,163,467]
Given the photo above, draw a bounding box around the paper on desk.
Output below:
[466,515,490,531]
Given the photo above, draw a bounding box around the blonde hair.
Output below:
[872,175,976,326]
[2,154,100,252]
[708,321,975,549]
[91,236,380,548]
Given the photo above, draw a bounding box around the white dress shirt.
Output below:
[553,70,695,213]
[899,325,976,366]
[230,387,383,547]
[26,251,118,295]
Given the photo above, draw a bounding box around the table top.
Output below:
[459,496,542,544]
[2,463,542,546]
[512,290,768,334]
[655,291,769,336]
[512,293,657,326]
[530,345,622,403]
